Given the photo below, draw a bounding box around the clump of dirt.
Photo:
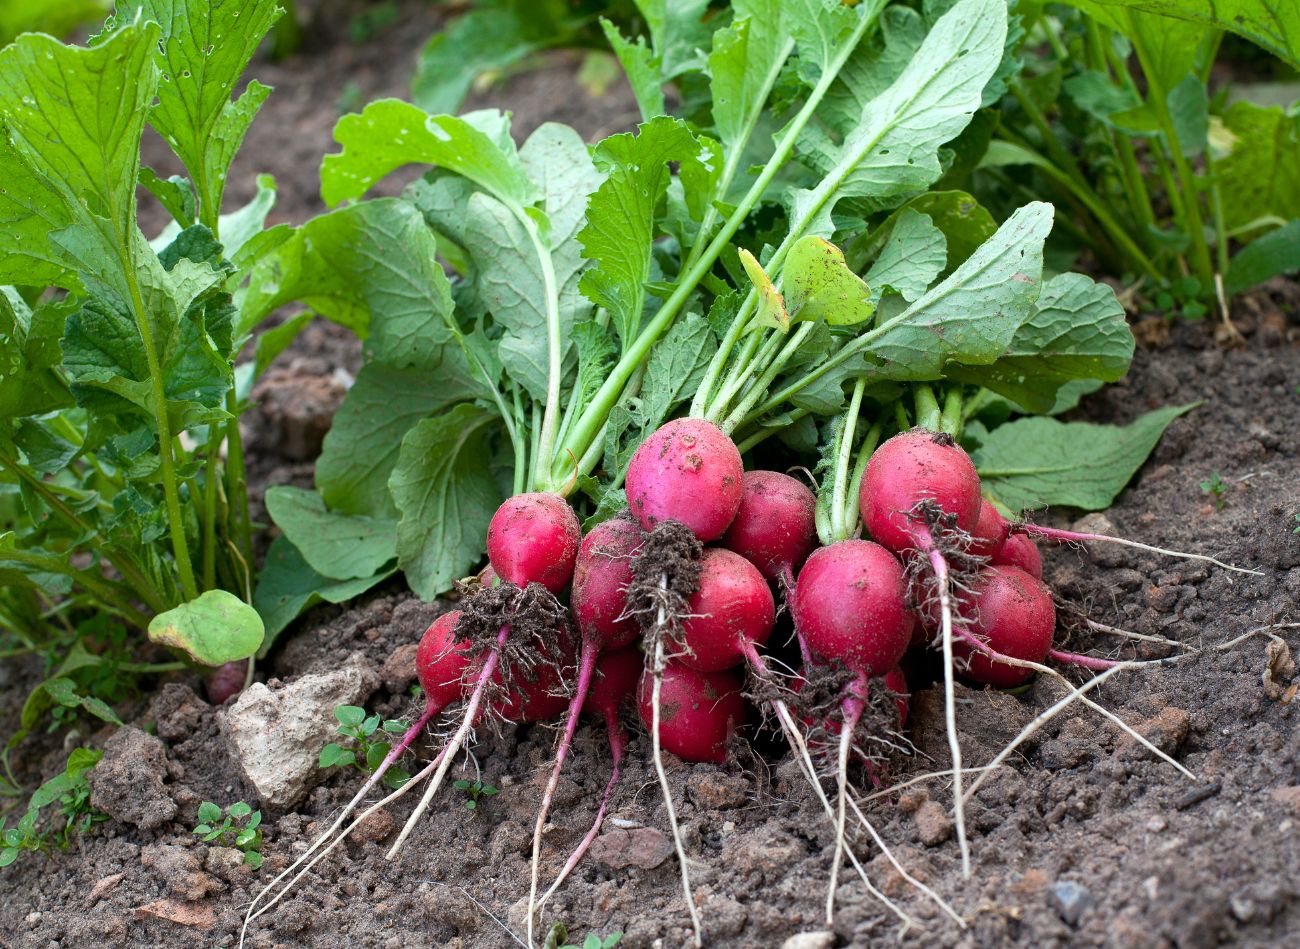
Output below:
[626,520,704,644]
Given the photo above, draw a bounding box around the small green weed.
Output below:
[453,779,498,812]
[319,705,412,791]
[543,922,623,949]
[1200,472,1229,510]
[192,801,264,869]
[1,748,105,868]
[1292,513,1300,534]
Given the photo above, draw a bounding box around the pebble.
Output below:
[1052,879,1094,926]
[589,826,673,870]
[781,933,835,949]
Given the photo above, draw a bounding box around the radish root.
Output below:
[1015,523,1261,576]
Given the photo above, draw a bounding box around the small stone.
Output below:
[589,826,674,870]
[224,653,379,809]
[1229,897,1256,922]
[380,643,420,692]
[89,872,125,904]
[1145,816,1167,832]
[781,932,835,949]
[25,912,41,925]
[897,789,927,813]
[1010,868,1048,896]
[912,800,952,846]
[1117,707,1190,760]
[88,727,177,830]
[1053,880,1094,926]
[141,844,223,901]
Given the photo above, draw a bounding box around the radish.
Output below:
[791,541,913,678]
[537,647,640,910]
[992,532,1042,578]
[950,566,1056,688]
[788,538,913,919]
[860,430,981,555]
[487,492,581,593]
[625,418,743,542]
[636,660,744,764]
[720,470,817,587]
[205,660,249,705]
[969,500,1009,559]
[525,517,645,941]
[570,516,644,651]
[676,548,775,671]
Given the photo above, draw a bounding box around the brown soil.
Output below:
[3,6,1300,949]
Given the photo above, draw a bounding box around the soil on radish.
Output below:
[1,5,1298,946]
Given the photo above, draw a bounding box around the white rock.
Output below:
[781,934,836,949]
[224,653,378,808]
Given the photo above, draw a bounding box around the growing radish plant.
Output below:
[0,1,375,732]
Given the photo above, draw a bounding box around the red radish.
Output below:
[969,500,1009,559]
[860,430,981,554]
[676,548,775,672]
[951,566,1056,688]
[993,532,1042,578]
[794,665,909,740]
[720,470,817,586]
[637,660,745,764]
[205,660,248,704]
[625,418,743,542]
[416,611,473,708]
[492,653,571,722]
[538,648,640,911]
[487,493,581,593]
[526,518,642,941]
[571,516,644,651]
[791,540,913,678]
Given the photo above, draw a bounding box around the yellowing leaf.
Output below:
[738,248,788,330]
[783,236,876,326]
[149,590,264,666]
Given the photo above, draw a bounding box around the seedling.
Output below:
[453,779,499,812]
[1292,514,1300,534]
[1200,473,1229,510]
[193,801,264,869]
[543,922,623,949]
[1,748,104,868]
[318,706,413,791]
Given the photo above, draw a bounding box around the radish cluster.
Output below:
[248,419,1212,946]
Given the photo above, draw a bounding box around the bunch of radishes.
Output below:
[244,414,1241,947]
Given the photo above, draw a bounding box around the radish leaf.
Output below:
[264,486,397,582]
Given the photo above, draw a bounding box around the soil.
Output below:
[3,5,1300,949]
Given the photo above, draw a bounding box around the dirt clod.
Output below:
[150,684,209,741]
[141,844,223,900]
[590,826,674,870]
[913,800,953,846]
[88,726,177,830]
[1116,707,1190,760]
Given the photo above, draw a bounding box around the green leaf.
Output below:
[64,747,102,782]
[117,0,280,227]
[322,102,536,209]
[973,403,1198,511]
[602,18,665,121]
[1225,219,1300,295]
[365,742,389,772]
[0,291,73,419]
[335,706,366,728]
[788,0,1008,240]
[252,536,394,655]
[783,236,876,326]
[318,743,354,769]
[252,311,313,382]
[243,850,263,869]
[228,801,251,819]
[635,0,711,80]
[140,168,196,228]
[1214,102,1300,235]
[862,209,948,303]
[1167,74,1208,157]
[0,24,157,300]
[709,1,786,153]
[238,198,454,339]
[197,801,221,824]
[579,116,713,349]
[1056,0,1300,71]
[388,405,502,601]
[946,273,1134,412]
[148,590,264,665]
[219,174,278,262]
[265,486,397,581]
[866,202,1054,378]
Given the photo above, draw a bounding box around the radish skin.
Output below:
[626,418,743,542]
